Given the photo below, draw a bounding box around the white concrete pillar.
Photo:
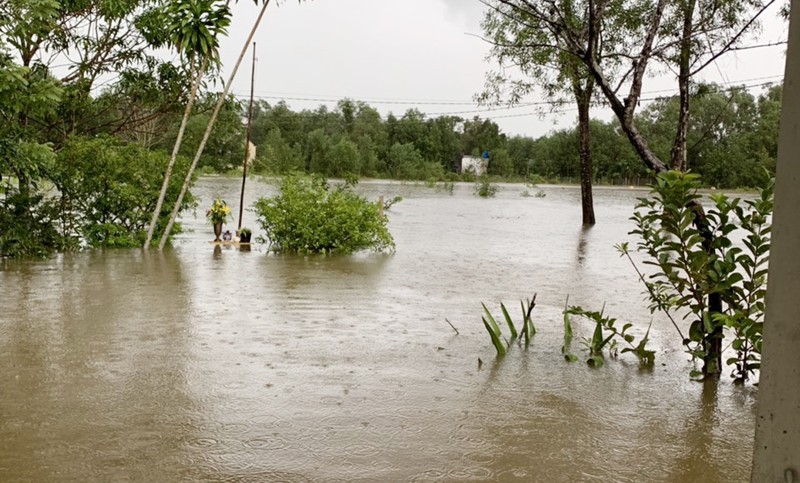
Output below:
[751,0,800,480]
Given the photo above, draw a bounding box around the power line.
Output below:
[228,78,782,123]
[230,74,783,113]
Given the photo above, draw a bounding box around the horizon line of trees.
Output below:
[167,83,780,189]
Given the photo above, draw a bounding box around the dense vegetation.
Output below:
[254,174,394,254]
[0,0,783,260]
[182,83,780,189]
[0,0,222,258]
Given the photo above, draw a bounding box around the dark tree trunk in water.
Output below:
[705,293,723,376]
[577,99,595,226]
[573,79,596,226]
[696,203,723,377]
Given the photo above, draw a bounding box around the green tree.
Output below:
[483,0,779,377]
[306,128,333,173]
[52,136,195,247]
[256,127,304,174]
[482,0,609,224]
[327,137,360,177]
[488,148,513,177]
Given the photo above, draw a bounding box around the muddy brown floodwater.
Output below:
[0,178,757,482]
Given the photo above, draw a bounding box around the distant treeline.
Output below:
[160,83,781,188]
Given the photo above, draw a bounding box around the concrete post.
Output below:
[751,1,800,480]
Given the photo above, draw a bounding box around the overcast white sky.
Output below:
[218,0,790,139]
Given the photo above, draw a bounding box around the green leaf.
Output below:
[500,302,518,340]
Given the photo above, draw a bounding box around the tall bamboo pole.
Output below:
[144,57,208,250]
[238,42,257,231]
[159,0,271,251]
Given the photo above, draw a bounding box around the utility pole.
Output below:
[751,0,800,479]
[238,42,257,231]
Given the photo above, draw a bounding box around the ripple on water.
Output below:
[249,413,282,426]
[409,469,448,482]
[463,451,497,466]
[320,395,344,406]
[243,435,289,450]
[447,466,494,480]
[222,381,248,390]
[184,437,219,449]
[343,443,383,458]
[219,422,251,435]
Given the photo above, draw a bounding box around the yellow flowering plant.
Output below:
[206,198,232,225]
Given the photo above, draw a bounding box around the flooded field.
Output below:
[0,178,757,482]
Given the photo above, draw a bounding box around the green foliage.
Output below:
[162,0,232,66]
[239,84,778,187]
[50,136,195,248]
[254,173,395,254]
[474,175,497,197]
[564,306,656,367]
[621,170,773,381]
[0,190,73,258]
[382,195,403,212]
[480,293,537,356]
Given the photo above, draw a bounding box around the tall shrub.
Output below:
[254,173,394,254]
[620,171,772,381]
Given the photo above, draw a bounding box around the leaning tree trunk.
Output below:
[144,57,208,250]
[158,0,272,251]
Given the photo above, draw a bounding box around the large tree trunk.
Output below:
[574,81,595,226]
[144,57,207,250]
[158,0,272,251]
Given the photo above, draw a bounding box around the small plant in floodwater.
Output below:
[437,180,455,195]
[383,195,403,211]
[480,293,537,356]
[520,190,531,197]
[474,176,497,198]
[563,305,655,367]
[534,190,546,198]
[562,297,578,362]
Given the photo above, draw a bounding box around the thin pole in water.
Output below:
[238,42,257,231]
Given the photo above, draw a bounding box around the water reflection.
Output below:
[575,226,592,266]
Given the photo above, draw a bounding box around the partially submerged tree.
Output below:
[480,0,608,225]
[482,0,779,377]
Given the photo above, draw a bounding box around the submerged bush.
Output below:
[51,136,195,249]
[474,175,497,197]
[254,173,394,254]
[0,191,75,258]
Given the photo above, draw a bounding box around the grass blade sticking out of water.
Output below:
[562,296,577,362]
[482,303,508,345]
[500,302,518,340]
[520,300,530,345]
[482,317,506,356]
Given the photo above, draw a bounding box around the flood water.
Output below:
[0,178,757,482]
